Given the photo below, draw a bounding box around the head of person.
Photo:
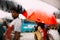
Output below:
[49,25,55,29]
[11,7,20,19]
[38,26,42,31]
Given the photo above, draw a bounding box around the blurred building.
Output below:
[40,0,60,10]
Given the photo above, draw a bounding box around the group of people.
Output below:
[0,5,60,40]
[34,22,60,40]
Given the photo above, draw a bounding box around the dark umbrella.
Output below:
[0,0,25,14]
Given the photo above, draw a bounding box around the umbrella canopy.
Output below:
[23,10,57,24]
[18,0,58,24]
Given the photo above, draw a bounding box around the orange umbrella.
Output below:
[23,10,57,25]
[20,0,58,25]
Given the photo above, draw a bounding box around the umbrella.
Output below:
[0,0,58,24]
[0,0,25,14]
[19,0,58,24]
[23,9,57,25]
[0,0,17,11]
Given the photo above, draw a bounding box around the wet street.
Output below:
[20,33,35,40]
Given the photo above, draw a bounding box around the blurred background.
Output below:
[0,0,60,40]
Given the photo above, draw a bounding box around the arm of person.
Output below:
[4,25,14,39]
[4,20,15,39]
[47,31,54,40]
[48,33,54,40]
[5,25,14,35]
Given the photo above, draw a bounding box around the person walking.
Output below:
[4,7,22,40]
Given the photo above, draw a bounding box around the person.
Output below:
[34,22,42,40]
[48,25,60,40]
[36,22,47,40]
[34,26,43,40]
[0,19,5,40]
[4,7,22,40]
[58,26,60,34]
[40,24,47,40]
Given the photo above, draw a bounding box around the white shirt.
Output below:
[9,18,22,32]
[48,29,60,40]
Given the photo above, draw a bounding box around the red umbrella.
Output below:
[19,0,58,24]
[23,9,57,25]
